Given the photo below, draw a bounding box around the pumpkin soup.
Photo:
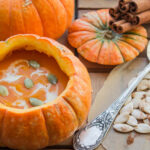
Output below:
[0,50,68,109]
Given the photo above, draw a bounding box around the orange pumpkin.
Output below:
[0,34,91,149]
[0,0,74,40]
[68,9,148,65]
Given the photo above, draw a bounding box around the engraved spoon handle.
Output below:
[73,63,150,150]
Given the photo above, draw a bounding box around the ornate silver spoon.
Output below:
[73,41,150,150]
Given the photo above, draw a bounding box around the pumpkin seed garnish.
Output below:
[29,98,43,106]
[47,74,58,85]
[0,85,9,97]
[28,60,40,69]
[24,78,34,89]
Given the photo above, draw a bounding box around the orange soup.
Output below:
[0,50,68,109]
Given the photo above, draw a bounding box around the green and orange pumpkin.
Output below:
[68,9,148,65]
[0,34,91,149]
[0,0,74,40]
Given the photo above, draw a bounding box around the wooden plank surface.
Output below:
[79,0,118,8]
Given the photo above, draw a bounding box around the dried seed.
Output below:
[29,98,43,106]
[132,91,146,99]
[135,123,150,133]
[127,115,138,127]
[132,98,141,109]
[146,90,150,97]
[137,80,150,91]
[29,60,40,69]
[114,113,129,124]
[125,96,132,105]
[113,124,134,133]
[120,102,133,115]
[144,119,150,125]
[145,96,150,103]
[0,85,9,96]
[47,74,58,85]
[24,78,34,89]
[132,109,147,120]
[139,101,150,114]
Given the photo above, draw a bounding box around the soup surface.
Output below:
[0,50,68,109]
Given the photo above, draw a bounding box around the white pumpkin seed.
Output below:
[29,98,43,106]
[29,60,40,69]
[114,113,129,124]
[146,90,150,97]
[139,101,150,114]
[120,102,133,115]
[132,109,147,120]
[137,80,150,91]
[144,119,150,125]
[47,74,58,85]
[125,95,132,105]
[132,91,146,100]
[24,78,34,89]
[113,124,134,133]
[0,85,9,96]
[132,98,141,109]
[127,115,138,127]
[145,96,150,103]
[135,123,150,133]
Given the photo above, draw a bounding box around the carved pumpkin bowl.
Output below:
[0,34,92,149]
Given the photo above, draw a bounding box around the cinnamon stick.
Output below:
[129,0,150,14]
[112,20,126,32]
[109,20,115,29]
[122,13,134,22]
[131,10,150,25]
[119,3,130,13]
[109,7,121,20]
[117,22,136,33]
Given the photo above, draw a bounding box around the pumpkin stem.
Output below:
[104,30,114,40]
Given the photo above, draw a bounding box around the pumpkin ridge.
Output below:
[69,31,97,48]
[96,10,108,27]
[61,99,79,127]
[83,12,104,29]
[58,0,68,29]
[123,32,147,39]
[31,0,47,35]
[20,0,26,33]
[119,35,147,52]
[119,39,141,53]
[23,1,44,35]
[79,20,102,33]
[114,42,126,62]
[63,96,80,125]
[46,0,67,37]
[41,108,50,142]
[116,40,139,61]
[45,0,58,34]
[96,40,104,63]
[76,37,97,49]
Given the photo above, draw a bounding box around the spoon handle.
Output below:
[73,63,150,150]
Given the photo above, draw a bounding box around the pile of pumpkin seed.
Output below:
[0,60,58,107]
